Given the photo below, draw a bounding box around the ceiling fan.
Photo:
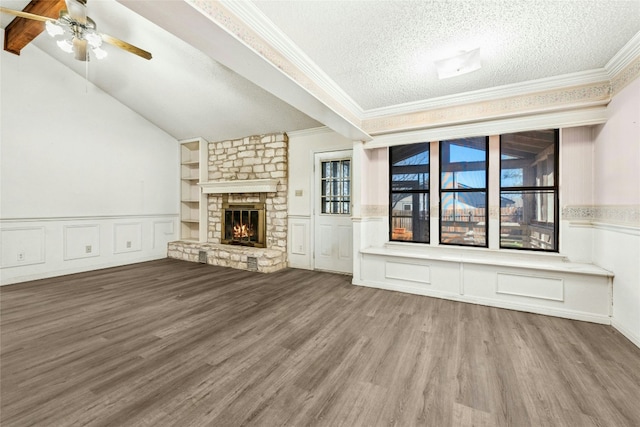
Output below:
[0,0,152,61]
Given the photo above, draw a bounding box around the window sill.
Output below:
[361,242,613,277]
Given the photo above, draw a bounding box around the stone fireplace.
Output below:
[168,133,288,272]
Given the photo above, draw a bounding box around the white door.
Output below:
[314,151,353,274]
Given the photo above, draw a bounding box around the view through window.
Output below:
[320,159,351,214]
[500,130,558,251]
[440,137,488,247]
[390,143,429,243]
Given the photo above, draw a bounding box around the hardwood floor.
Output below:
[2,259,639,426]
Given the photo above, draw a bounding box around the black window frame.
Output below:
[389,143,430,244]
[439,136,489,248]
[499,129,559,252]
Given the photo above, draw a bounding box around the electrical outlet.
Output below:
[85,245,92,254]
[17,252,25,262]
[126,241,132,248]
[295,189,303,197]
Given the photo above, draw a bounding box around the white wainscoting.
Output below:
[354,235,613,325]
[0,214,178,285]
[496,273,564,302]
[1,226,46,268]
[113,222,143,254]
[64,224,101,260]
[287,215,312,269]
[589,221,640,348]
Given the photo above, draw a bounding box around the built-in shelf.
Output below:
[179,138,207,242]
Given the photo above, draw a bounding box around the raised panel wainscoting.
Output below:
[0,215,178,285]
[356,242,613,325]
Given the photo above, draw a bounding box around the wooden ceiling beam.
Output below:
[4,0,67,55]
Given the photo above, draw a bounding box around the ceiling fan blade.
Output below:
[101,33,152,60]
[73,37,87,61]
[0,7,51,22]
[65,0,86,24]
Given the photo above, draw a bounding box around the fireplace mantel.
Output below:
[198,179,278,194]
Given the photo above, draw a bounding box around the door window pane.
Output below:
[321,159,350,214]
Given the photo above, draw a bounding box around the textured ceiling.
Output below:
[254,0,640,110]
[1,0,639,141]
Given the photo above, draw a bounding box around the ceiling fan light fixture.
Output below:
[92,46,107,59]
[84,31,102,49]
[56,38,74,54]
[45,20,65,37]
[434,48,481,80]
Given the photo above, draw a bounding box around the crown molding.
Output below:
[605,31,640,78]
[364,107,608,149]
[175,2,636,141]
[362,69,610,120]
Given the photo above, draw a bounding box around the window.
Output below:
[389,143,429,243]
[321,159,350,214]
[440,137,488,247]
[500,130,558,251]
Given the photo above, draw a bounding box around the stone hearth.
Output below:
[168,133,288,272]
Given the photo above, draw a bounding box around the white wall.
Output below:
[287,127,354,269]
[1,43,179,284]
[593,77,640,347]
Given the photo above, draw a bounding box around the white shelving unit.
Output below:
[179,138,207,242]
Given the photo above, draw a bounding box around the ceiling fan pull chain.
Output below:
[85,54,89,93]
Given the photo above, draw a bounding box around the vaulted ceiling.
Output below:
[2,0,639,143]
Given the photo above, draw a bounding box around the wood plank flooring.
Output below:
[2,259,640,426]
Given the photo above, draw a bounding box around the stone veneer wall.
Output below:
[206,133,288,250]
[168,133,288,273]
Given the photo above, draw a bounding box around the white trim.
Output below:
[360,245,613,277]
[352,277,611,325]
[1,255,167,286]
[364,69,610,119]
[287,214,311,220]
[0,226,46,268]
[199,179,279,194]
[63,224,101,261]
[113,222,143,255]
[221,0,365,118]
[364,107,608,149]
[0,214,179,222]
[286,126,336,138]
[605,31,640,78]
[568,221,640,236]
[495,272,565,302]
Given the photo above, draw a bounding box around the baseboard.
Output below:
[611,318,640,349]
[0,255,167,286]
[352,278,611,325]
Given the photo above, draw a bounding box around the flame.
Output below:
[233,223,253,239]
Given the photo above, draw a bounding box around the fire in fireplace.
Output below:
[221,195,266,248]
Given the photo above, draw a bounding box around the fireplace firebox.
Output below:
[221,194,266,248]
